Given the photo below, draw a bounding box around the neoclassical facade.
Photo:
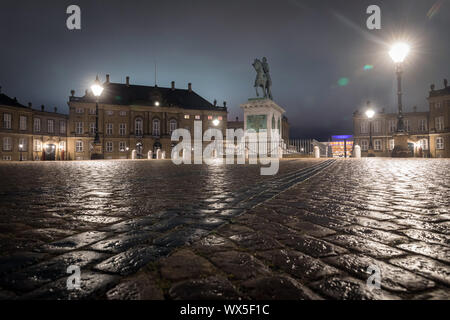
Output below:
[67,76,228,160]
[353,79,450,158]
[0,91,68,161]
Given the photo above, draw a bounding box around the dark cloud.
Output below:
[0,0,448,140]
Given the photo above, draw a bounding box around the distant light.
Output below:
[363,65,374,71]
[338,78,349,87]
[366,109,375,119]
[19,144,23,149]
[389,43,410,63]
[155,101,160,106]
[212,119,220,126]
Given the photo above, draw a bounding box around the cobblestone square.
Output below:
[0,158,449,300]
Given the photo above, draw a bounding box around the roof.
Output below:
[70,82,227,112]
[0,92,26,108]
[429,85,450,98]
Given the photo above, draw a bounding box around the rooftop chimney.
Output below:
[0,86,2,93]
[413,106,417,113]
[236,117,239,122]
[106,74,110,83]
[213,99,217,107]
[445,79,448,88]
[71,90,75,97]
[41,105,45,112]
[223,101,227,108]
[28,102,32,108]
[54,107,58,113]
[188,83,192,92]
[171,81,175,90]
[382,108,385,113]
[126,76,130,86]
[85,89,89,96]
[431,84,435,91]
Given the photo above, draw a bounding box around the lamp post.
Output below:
[90,76,104,159]
[19,144,23,161]
[365,107,375,156]
[389,43,410,133]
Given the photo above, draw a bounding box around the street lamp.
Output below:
[19,144,23,161]
[389,42,410,132]
[365,106,375,153]
[212,119,220,126]
[91,75,104,145]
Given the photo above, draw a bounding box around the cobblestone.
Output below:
[0,158,449,299]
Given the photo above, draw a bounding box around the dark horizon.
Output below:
[1,0,449,141]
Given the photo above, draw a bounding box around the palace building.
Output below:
[0,88,68,161]
[67,75,228,160]
[353,79,450,158]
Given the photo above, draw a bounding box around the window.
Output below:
[119,123,126,136]
[76,108,84,114]
[33,139,42,152]
[195,115,201,120]
[135,118,143,136]
[207,115,213,120]
[119,141,126,152]
[75,140,83,152]
[106,141,113,152]
[89,108,96,115]
[374,139,382,151]
[106,123,113,135]
[20,116,27,131]
[2,137,12,151]
[48,120,54,133]
[18,138,27,151]
[3,113,12,129]
[218,116,223,121]
[435,116,444,131]
[60,121,66,134]
[360,121,368,134]
[34,118,41,132]
[152,119,160,136]
[389,139,395,151]
[106,110,114,116]
[76,122,83,134]
[89,122,96,135]
[419,139,428,151]
[419,119,427,132]
[373,120,381,133]
[119,111,127,116]
[388,120,396,133]
[169,119,177,134]
[404,119,410,132]
[59,141,66,151]
[184,115,190,119]
[360,140,369,151]
[436,137,444,150]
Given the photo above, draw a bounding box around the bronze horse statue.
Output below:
[252,58,273,100]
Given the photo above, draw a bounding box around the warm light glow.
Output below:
[19,144,23,149]
[389,43,410,63]
[212,119,220,126]
[91,76,104,97]
[155,101,160,106]
[366,109,375,119]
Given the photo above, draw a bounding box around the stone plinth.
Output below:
[392,133,410,158]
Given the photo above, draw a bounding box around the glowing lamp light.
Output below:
[389,43,410,63]
[154,101,160,106]
[212,119,220,126]
[366,109,375,119]
[91,76,104,97]
[19,144,23,149]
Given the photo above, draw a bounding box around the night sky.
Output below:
[0,0,449,140]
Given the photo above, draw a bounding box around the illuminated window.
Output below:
[218,116,223,121]
[106,141,113,152]
[419,119,427,132]
[2,137,12,151]
[169,119,177,134]
[208,115,213,120]
[106,110,114,116]
[76,122,83,134]
[59,141,66,151]
[435,116,444,131]
[388,120,396,133]
[120,111,127,116]
[106,123,113,135]
[76,140,83,152]
[60,121,66,134]
[374,139,382,151]
[404,119,410,132]
[436,137,444,150]
[135,118,143,136]
[89,122,95,135]
[153,119,160,136]
[19,138,27,151]
[195,115,201,120]
[33,139,42,152]
[360,121,368,134]
[119,141,126,151]
[184,115,190,119]
[34,118,41,132]
[389,139,395,151]
[419,139,428,150]
[119,123,126,136]
[360,140,368,151]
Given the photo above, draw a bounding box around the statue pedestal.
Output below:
[392,133,410,158]
[240,98,286,158]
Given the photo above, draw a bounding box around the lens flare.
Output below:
[427,0,444,19]
[338,78,349,86]
[364,65,374,71]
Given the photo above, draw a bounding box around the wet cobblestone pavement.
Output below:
[0,159,449,300]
